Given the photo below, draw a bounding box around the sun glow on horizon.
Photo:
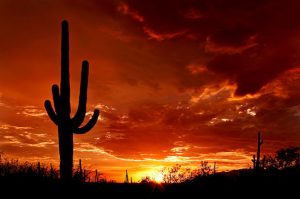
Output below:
[152,172,164,183]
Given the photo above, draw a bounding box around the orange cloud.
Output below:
[143,27,187,41]
[117,2,145,23]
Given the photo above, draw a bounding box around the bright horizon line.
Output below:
[1,152,253,182]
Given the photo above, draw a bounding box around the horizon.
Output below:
[1,0,300,182]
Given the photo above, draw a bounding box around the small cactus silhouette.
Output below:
[124,170,129,183]
[95,169,98,182]
[44,20,99,182]
[252,155,256,169]
[213,161,216,175]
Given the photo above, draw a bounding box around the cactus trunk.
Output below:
[58,126,73,180]
[44,20,100,182]
[255,131,263,171]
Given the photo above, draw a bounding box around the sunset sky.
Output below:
[1,0,300,182]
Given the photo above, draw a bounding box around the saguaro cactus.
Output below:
[255,131,263,171]
[44,20,99,182]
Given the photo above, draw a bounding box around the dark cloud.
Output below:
[117,0,300,95]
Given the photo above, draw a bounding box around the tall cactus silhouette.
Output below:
[44,20,99,182]
[255,131,263,171]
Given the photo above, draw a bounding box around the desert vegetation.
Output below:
[0,146,299,198]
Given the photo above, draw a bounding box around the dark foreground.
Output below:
[1,167,299,198]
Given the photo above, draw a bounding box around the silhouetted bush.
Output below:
[264,146,300,170]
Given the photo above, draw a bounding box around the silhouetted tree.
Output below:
[44,20,99,182]
[199,161,212,176]
[264,155,277,169]
[160,163,213,183]
[162,164,182,183]
[140,176,154,184]
[263,147,300,170]
[276,147,300,169]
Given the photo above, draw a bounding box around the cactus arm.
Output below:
[60,20,71,116]
[52,84,60,113]
[71,61,88,128]
[73,109,99,134]
[260,140,263,145]
[44,100,58,125]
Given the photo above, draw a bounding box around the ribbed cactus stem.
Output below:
[60,20,70,117]
[44,20,100,182]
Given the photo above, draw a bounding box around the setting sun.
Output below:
[152,172,164,183]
